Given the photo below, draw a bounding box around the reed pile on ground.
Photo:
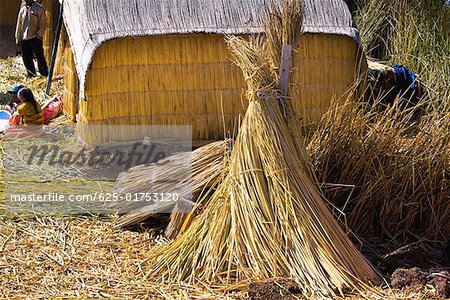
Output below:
[0,216,246,299]
[308,97,450,245]
[112,140,230,230]
[144,2,378,297]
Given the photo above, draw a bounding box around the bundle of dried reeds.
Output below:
[144,1,378,297]
[308,95,450,244]
[111,140,230,230]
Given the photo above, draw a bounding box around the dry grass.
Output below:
[304,0,450,257]
[307,0,450,245]
[0,57,64,105]
[308,94,450,247]
[0,216,242,299]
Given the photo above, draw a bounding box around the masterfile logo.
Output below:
[2,125,193,215]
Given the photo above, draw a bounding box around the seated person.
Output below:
[5,85,25,113]
[15,87,44,125]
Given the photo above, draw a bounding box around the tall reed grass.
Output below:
[355,0,449,101]
[305,0,450,249]
[308,96,450,245]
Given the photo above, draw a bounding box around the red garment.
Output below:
[43,96,63,124]
[9,112,21,126]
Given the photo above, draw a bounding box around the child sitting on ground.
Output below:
[15,87,43,125]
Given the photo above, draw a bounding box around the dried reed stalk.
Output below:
[308,95,450,244]
[111,140,230,229]
[144,1,378,297]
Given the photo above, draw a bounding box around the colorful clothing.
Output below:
[17,102,44,125]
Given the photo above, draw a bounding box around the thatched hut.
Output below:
[0,0,59,60]
[62,0,366,143]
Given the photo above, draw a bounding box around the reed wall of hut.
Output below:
[60,0,366,143]
[63,34,365,143]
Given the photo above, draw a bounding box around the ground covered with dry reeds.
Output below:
[0,73,447,299]
[0,57,388,300]
[1,1,449,298]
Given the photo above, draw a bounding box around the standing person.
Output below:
[15,0,49,78]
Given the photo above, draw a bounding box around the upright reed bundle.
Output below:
[144,2,377,297]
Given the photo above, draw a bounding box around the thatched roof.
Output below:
[62,0,360,98]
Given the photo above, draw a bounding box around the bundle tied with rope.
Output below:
[144,1,378,297]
